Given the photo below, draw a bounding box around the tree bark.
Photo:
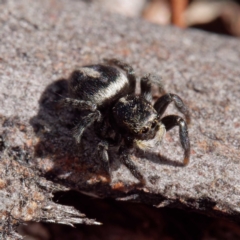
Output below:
[0,0,240,238]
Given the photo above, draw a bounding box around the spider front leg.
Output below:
[104,58,136,94]
[140,74,166,102]
[98,140,110,174]
[161,115,190,165]
[154,93,191,124]
[95,120,122,174]
[119,145,146,185]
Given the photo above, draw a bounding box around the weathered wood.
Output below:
[0,0,240,238]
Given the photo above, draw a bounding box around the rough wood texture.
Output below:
[0,0,240,238]
[0,155,100,240]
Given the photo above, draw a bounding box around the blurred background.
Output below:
[97,0,240,37]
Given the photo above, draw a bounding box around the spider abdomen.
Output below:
[69,65,130,108]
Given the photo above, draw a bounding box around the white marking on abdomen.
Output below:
[93,72,129,104]
[80,67,101,78]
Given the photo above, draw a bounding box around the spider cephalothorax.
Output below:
[112,95,159,140]
[60,59,190,185]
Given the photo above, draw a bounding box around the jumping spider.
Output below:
[60,59,190,185]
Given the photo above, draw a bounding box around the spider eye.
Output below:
[151,120,158,128]
[142,127,149,134]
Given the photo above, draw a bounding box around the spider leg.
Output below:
[140,74,166,102]
[94,115,122,144]
[58,98,97,111]
[154,93,191,124]
[161,115,190,165]
[73,111,101,143]
[140,75,152,102]
[98,140,110,173]
[119,146,146,185]
[104,58,136,94]
[98,136,122,174]
[95,118,122,174]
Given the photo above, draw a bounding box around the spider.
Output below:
[60,59,190,185]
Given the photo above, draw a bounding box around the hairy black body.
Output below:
[60,59,191,185]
